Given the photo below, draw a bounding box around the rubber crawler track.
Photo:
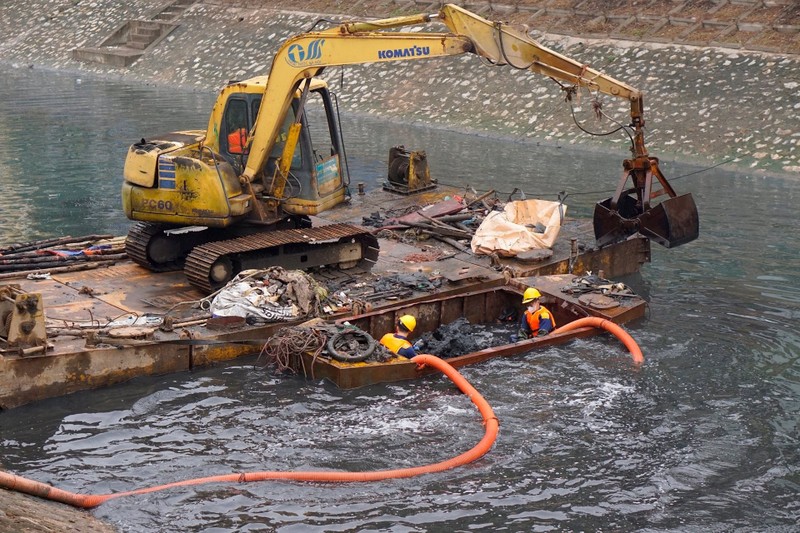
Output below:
[124,222,183,272]
[184,223,379,293]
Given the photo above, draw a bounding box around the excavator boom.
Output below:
[243,3,697,248]
[123,3,697,293]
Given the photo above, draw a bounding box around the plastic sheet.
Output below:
[471,199,566,256]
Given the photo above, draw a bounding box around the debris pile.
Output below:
[366,193,494,254]
[561,273,635,298]
[262,315,521,377]
[259,324,328,375]
[560,273,637,311]
[261,322,393,377]
[416,317,516,359]
[366,191,567,258]
[320,272,444,314]
[209,267,328,322]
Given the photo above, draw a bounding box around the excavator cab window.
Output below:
[263,88,345,201]
[305,90,345,197]
[306,91,338,163]
[224,99,249,156]
[269,106,303,170]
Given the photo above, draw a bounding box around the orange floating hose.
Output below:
[553,316,644,365]
[0,354,499,509]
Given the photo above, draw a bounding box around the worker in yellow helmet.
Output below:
[380,314,420,359]
[518,287,555,339]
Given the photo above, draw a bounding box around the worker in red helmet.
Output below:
[518,287,555,339]
[380,314,420,359]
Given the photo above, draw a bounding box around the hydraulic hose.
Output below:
[553,316,644,365]
[0,354,498,509]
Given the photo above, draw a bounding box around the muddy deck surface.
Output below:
[1,185,650,412]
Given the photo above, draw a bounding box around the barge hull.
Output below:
[295,274,646,389]
[1,186,651,409]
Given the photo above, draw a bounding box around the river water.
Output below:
[0,65,798,532]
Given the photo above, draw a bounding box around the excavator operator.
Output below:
[228,128,248,154]
[226,102,249,155]
[380,315,421,359]
[518,287,555,339]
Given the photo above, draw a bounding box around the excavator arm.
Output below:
[439,6,698,248]
[241,3,697,248]
[242,17,474,184]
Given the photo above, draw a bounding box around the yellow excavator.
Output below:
[122,4,698,293]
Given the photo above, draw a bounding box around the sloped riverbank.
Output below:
[0,0,798,177]
[0,2,797,530]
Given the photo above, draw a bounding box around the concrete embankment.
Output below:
[0,0,798,177]
[0,487,117,533]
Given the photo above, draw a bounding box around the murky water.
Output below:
[1,64,799,531]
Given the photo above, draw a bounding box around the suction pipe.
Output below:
[0,354,498,509]
[553,316,644,365]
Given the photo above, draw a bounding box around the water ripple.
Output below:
[1,65,799,531]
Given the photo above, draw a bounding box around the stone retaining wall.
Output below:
[0,0,797,177]
[219,0,800,55]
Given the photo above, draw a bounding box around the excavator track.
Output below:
[125,222,185,272]
[184,223,379,293]
[126,221,223,272]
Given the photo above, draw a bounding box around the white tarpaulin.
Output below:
[209,267,325,321]
[470,199,566,257]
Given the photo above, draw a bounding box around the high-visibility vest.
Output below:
[380,333,412,356]
[228,128,248,154]
[524,306,555,334]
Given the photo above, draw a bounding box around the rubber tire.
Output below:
[327,329,376,363]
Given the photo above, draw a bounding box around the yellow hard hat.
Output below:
[398,314,416,332]
[522,287,541,304]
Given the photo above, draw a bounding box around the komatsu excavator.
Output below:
[122,3,698,293]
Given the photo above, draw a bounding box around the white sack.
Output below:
[208,266,328,321]
[471,199,566,257]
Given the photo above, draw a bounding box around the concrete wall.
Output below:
[0,0,797,176]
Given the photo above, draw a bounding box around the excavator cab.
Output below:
[216,80,348,215]
[271,85,350,216]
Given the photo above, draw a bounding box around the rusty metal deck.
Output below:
[0,186,650,409]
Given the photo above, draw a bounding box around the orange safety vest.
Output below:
[524,306,555,335]
[380,333,412,356]
[228,128,248,154]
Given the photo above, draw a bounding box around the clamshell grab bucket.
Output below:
[593,195,638,247]
[637,193,699,248]
[593,193,699,248]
